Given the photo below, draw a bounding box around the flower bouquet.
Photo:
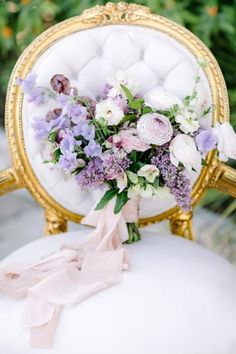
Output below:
[1,62,236,349]
[17,64,236,244]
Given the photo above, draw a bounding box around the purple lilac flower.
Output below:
[66,103,87,124]
[76,158,105,189]
[84,140,102,157]
[58,152,77,172]
[103,154,132,180]
[152,147,192,211]
[195,130,217,153]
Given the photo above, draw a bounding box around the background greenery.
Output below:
[0,0,236,224]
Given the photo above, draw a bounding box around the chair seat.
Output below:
[0,229,236,354]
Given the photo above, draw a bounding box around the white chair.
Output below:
[0,3,236,353]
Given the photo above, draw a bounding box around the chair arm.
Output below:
[0,167,24,196]
[208,162,236,198]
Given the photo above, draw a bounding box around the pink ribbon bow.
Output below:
[0,197,138,348]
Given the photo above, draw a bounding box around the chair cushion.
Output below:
[0,230,236,354]
[23,25,212,218]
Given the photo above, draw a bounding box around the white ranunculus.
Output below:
[107,71,140,98]
[169,134,201,170]
[145,88,183,111]
[175,109,200,134]
[95,99,124,126]
[137,165,160,183]
[212,122,236,161]
[137,113,173,146]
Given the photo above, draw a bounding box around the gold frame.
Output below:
[1,2,236,239]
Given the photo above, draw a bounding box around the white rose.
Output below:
[145,88,183,111]
[212,122,236,161]
[107,71,140,98]
[175,109,199,134]
[169,134,201,170]
[95,99,124,126]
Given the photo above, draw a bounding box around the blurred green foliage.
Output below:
[0,0,236,219]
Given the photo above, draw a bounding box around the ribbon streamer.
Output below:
[0,197,138,348]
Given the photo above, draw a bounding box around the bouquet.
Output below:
[17,63,236,243]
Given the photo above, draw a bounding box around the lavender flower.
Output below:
[60,134,76,154]
[17,74,49,104]
[58,152,77,172]
[195,130,217,153]
[66,103,87,123]
[84,140,102,157]
[152,147,192,211]
[103,153,132,180]
[76,158,105,189]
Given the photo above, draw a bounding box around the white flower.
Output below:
[41,142,53,161]
[137,165,160,183]
[212,122,236,161]
[95,99,124,126]
[145,88,183,111]
[107,71,140,98]
[175,109,200,134]
[127,171,139,184]
[117,173,128,192]
[169,134,201,170]
[137,113,173,146]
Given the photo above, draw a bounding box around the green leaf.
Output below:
[53,148,62,163]
[121,114,137,123]
[120,84,134,101]
[129,100,142,111]
[48,130,57,142]
[201,158,208,167]
[114,191,129,214]
[142,106,153,114]
[95,189,118,210]
[129,151,138,163]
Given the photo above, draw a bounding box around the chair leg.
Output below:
[44,209,68,236]
[169,211,195,241]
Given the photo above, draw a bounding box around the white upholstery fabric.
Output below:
[23,25,212,217]
[1,230,236,354]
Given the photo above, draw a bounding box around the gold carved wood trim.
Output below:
[208,162,236,198]
[4,2,230,233]
[0,167,25,196]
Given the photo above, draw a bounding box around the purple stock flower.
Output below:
[84,140,102,157]
[58,152,77,172]
[76,158,105,189]
[103,153,132,180]
[66,103,87,123]
[152,147,192,211]
[195,130,217,153]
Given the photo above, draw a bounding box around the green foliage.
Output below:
[0,0,236,221]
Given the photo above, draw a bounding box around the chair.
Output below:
[0,3,236,353]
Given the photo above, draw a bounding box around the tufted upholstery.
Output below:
[23,25,212,217]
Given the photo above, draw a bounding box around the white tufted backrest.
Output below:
[22,25,212,218]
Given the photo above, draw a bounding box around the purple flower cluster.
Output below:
[103,154,132,180]
[76,158,105,189]
[152,147,192,211]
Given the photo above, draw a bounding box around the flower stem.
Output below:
[124,222,141,244]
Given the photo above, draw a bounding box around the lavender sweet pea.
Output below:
[196,130,217,153]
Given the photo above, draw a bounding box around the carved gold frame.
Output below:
[1,2,236,239]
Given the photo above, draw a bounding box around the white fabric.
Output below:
[22,25,212,218]
[1,230,236,354]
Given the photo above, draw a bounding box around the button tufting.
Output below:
[22,25,212,217]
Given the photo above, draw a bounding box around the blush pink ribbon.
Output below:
[0,197,139,348]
